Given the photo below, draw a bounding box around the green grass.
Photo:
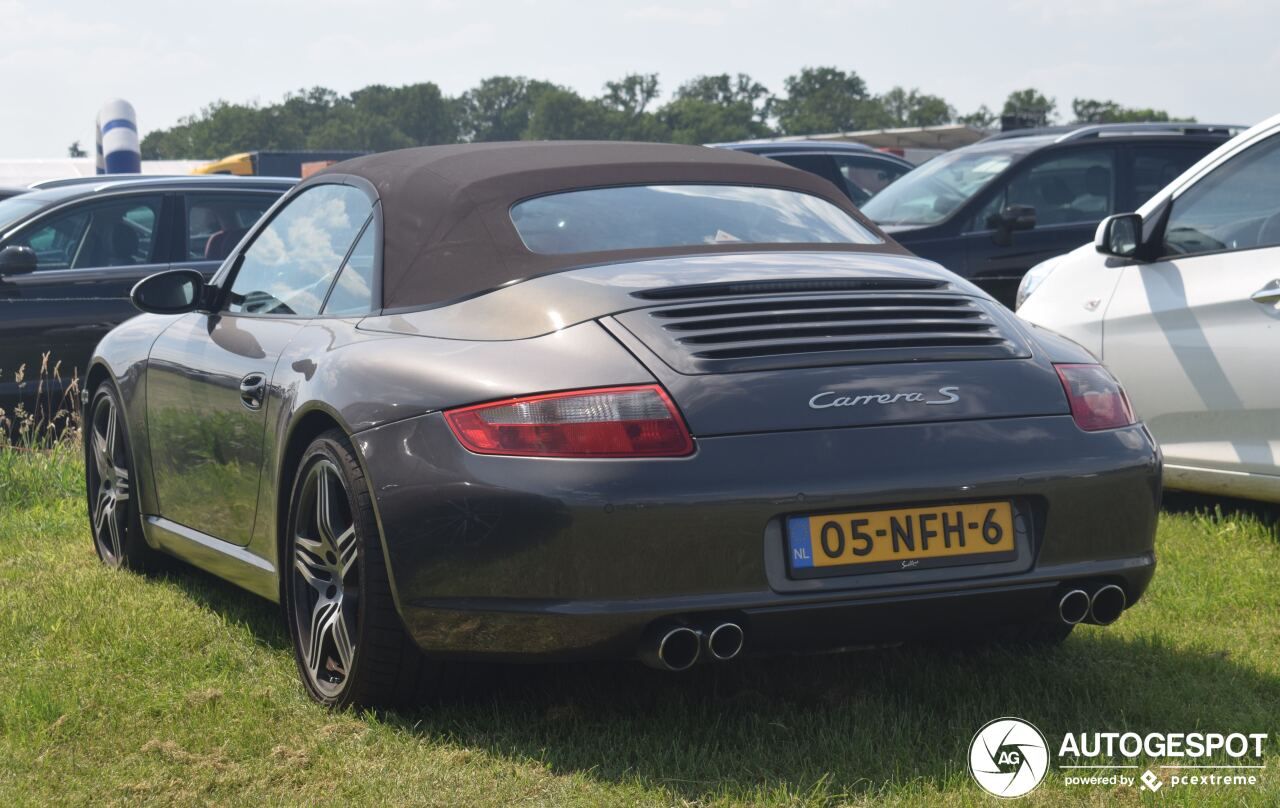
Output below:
[1,449,1277,806]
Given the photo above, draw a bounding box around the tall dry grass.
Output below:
[0,352,82,451]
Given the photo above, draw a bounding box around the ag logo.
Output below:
[968,717,1050,798]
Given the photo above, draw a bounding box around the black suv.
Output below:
[861,123,1244,307]
[0,175,293,416]
[714,140,915,207]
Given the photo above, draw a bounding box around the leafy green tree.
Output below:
[304,107,414,152]
[524,88,613,140]
[460,76,559,141]
[676,73,770,112]
[351,82,458,144]
[140,73,1193,158]
[772,67,881,135]
[1071,98,1187,123]
[659,73,773,144]
[659,97,770,144]
[602,73,661,117]
[957,105,998,128]
[877,87,954,127]
[598,74,670,141]
[1001,88,1057,127]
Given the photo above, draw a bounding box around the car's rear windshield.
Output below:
[510,184,880,254]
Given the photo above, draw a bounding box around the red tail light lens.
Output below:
[444,385,694,457]
[1055,363,1135,431]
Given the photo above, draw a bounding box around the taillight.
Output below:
[1054,363,1135,431]
[443,385,694,458]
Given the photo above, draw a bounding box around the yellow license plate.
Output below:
[787,501,1016,575]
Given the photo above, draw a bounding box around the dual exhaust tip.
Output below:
[1058,584,1126,626]
[644,621,744,671]
[645,586,1124,670]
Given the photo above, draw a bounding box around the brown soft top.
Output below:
[310,140,905,311]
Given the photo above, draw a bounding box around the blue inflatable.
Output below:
[96,99,141,174]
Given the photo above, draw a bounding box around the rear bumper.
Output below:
[355,414,1161,660]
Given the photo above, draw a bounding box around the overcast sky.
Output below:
[4,0,1277,158]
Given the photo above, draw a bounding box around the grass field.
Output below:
[1,446,1277,806]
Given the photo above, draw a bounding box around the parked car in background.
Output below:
[714,140,914,207]
[88,142,1158,708]
[862,123,1244,307]
[1019,112,1280,503]
[0,175,292,416]
[193,151,369,177]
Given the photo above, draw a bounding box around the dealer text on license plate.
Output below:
[787,501,1015,575]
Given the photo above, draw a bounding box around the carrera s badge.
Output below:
[808,386,960,409]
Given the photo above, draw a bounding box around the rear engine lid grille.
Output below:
[614,291,1031,374]
[631,277,947,301]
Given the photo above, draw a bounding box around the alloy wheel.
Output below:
[290,459,361,698]
[88,393,131,566]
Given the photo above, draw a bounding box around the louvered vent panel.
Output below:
[616,289,1030,374]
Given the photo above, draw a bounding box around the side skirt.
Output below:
[144,516,279,602]
[1164,463,1280,504]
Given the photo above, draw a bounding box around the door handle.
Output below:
[239,373,267,410]
[1251,279,1280,306]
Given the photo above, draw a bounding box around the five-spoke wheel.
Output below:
[85,385,153,569]
[284,430,439,708]
[289,458,361,698]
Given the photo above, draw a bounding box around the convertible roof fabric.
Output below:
[309,141,906,311]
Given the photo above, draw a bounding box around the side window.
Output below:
[970,149,1115,231]
[321,219,376,316]
[226,184,371,316]
[832,155,910,206]
[770,154,846,194]
[184,193,278,262]
[1163,135,1280,257]
[9,195,163,270]
[1131,146,1207,208]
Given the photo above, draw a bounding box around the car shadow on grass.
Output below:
[379,632,1278,803]
[155,538,1278,803]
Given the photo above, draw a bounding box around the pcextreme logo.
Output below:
[968,717,1050,798]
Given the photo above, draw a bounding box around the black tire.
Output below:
[283,429,442,708]
[85,383,159,571]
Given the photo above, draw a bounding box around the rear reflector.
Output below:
[1055,363,1135,431]
[444,385,694,458]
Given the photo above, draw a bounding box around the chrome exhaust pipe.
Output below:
[706,622,744,661]
[1058,589,1090,625]
[1088,584,1127,626]
[640,625,701,671]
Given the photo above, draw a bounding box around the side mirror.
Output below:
[0,245,37,277]
[1095,213,1141,258]
[987,204,1036,246]
[130,269,205,314]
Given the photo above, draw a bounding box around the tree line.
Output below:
[137,68,1191,159]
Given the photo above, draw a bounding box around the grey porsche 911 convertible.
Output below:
[85,142,1160,707]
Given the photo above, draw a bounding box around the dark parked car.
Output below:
[0,175,292,416]
[861,123,1244,307]
[88,142,1158,708]
[715,140,914,206]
